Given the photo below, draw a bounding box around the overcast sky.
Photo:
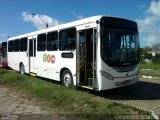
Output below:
[0,0,160,47]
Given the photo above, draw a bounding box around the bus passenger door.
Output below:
[29,38,36,73]
[77,28,97,89]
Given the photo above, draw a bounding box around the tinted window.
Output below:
[101,29,139,67]
[1,42,7,57]
[37,34,46,51]
[47,31,58,51]
[29,39,36,57]
[20,38,28,51]
[59,28,76,50]
[100,17,138,32]
[14,39,20,52]
[1,42,7,47]
[8,41,14,52]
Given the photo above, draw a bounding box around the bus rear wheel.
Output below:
[61,70,73,87]
[20,64,25,75]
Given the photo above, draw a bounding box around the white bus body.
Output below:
[8,15,140,91]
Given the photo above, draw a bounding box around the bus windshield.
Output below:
[100,17,139,67]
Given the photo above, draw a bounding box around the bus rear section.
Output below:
[0,42,8,68]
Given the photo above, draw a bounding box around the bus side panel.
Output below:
[35,51,76,84]
[47,51,62,81]
[8,52,29,73]
[8,52,16,70]
[57,51,77,85]
[35,51,57,80]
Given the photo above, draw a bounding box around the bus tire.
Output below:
[20,64,25,75]
[61,69,73,87]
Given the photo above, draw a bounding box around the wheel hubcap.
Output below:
[63,73,71,87]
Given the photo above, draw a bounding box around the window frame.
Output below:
[13,39,20,52]
[37,33,47,51]
[8,41,14,52]
[59,27,76,51]
[47,31,58,51]
[20,37,28,52]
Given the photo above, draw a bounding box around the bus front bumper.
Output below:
[99,75,139,91]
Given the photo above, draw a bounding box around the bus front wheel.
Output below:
[20,64,25,75]
[61,70,73,87]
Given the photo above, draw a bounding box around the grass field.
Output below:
[0,68,152,120]
[140,63,160,79]
[140,70,160,78]
[140,63,160,70]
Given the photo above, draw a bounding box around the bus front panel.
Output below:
[98,17,140,90]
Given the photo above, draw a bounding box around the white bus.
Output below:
[0,42,8,68]
[8,15,140,91]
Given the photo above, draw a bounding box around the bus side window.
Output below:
[47,31,58,51]
[37,33,46,51]
[14,39,20,52]
[8,41,14,52]
[59,28,76,51]
[20,37,28,52]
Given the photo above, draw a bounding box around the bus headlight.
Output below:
[100,70,114,80]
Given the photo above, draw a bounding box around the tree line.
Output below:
[140,44,160,64]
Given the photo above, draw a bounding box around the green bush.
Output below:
[152,53,160,64]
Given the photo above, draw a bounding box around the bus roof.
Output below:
[8,15,134,40]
